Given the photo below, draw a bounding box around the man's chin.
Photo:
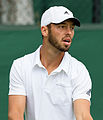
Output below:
[59,47,70,52]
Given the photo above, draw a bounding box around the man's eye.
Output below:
[59,25,66,28]
[70,26,74,30]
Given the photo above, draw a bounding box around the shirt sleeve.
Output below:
[8,59,26,96]
[72,63,92,102]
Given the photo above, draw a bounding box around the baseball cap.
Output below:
[41,6,80,27]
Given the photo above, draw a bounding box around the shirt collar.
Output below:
[33,45,44,68]
[33,45,71,75]
[54,52,71,75]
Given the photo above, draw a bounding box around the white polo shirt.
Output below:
[9,46,92,120]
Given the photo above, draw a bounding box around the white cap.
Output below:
[41,6,80,27]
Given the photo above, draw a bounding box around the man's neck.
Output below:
[40,45,64,74]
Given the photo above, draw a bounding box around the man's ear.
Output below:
[41,26,48,37]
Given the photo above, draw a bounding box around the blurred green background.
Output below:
[0,0,103,119]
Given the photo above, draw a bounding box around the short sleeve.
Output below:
[8,59,26,96]
[72,63,92,102]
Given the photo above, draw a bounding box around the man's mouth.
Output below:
[63,38,71,45]
[63,40,70,42]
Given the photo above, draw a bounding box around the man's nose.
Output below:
[66,27,72,35]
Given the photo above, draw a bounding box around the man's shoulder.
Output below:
[67,52,88,72]
[66,52,84,67]
[67,53,89,79]
[13,50,37,68]
[15,51,35,62]
[71,55,84,67]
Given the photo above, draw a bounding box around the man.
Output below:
[8,6,93,120]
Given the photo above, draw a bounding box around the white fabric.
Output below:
[41,6,80,27]
[9,46,92,120]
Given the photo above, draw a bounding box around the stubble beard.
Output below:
[48,29,70,52]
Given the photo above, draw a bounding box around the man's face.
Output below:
[47,20,75,52]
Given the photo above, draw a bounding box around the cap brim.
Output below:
[52,17,80,27]
[69,18,80,27]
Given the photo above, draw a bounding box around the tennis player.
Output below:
[8,6,93,120]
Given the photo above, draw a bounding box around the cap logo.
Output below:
[64,11,69,15]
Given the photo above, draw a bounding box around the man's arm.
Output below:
[8,95,26,120]
[73,99,93,120]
